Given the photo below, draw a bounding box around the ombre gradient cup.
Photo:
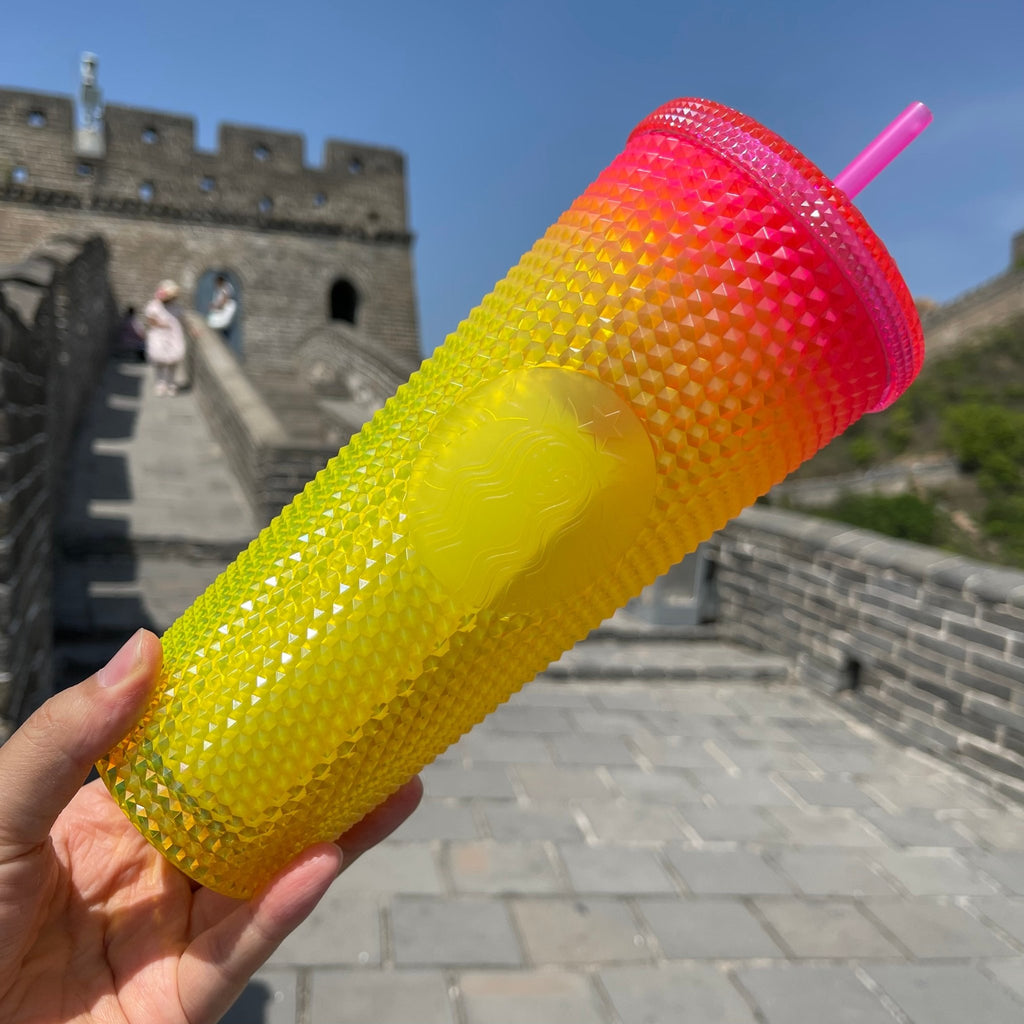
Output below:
[99,98,924,897]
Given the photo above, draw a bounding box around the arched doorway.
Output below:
[329,278,359,324]
[195,268,243,359]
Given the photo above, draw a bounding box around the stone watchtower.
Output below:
[0,58,420,438]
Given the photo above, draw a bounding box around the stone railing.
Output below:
[185,313,340,524]
[708,507,1024,801]
[0,235,117,736]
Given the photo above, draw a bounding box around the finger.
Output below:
[0,629,161,851]
[336,775,423,868]
[189,775,426,933]
[179,843,341,1024]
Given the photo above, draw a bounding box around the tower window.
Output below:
[141,127,159,144]
[27,110,46,127]
[329,279,358,324]
[253,143,271,162]
[11,166,28,184]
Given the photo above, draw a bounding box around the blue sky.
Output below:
[2,0,1021,356]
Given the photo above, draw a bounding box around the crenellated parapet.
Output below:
[0,88,409,237]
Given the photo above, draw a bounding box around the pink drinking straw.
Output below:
[834,101,933,198]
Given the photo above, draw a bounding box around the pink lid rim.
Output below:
[629,99,923,411]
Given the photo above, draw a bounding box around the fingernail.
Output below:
[97,629,146,688]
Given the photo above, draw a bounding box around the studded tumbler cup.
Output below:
[99,98,925,897]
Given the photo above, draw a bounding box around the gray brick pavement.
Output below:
[231,675,1024,1021]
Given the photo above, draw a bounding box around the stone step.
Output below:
[546,637,791,682]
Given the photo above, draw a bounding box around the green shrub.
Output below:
[942,403,1024,473]
[814,492,941,545]
[848,437,879,468]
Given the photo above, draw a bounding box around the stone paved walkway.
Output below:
[239,673,1024,1024]
[57,357,1024,1023]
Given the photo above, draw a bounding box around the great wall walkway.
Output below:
[54,356,1024,1024]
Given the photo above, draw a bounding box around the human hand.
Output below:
[0,629,422,1023]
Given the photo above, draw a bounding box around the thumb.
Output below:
[0,629,161,851]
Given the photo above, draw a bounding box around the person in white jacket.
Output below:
[143,279,187,396]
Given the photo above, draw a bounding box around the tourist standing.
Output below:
[144,280,186,396]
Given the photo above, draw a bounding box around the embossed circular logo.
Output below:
[407,366,656,611]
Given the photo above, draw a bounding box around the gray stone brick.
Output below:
[569,708,651,735]
[550,733,638,767]
[559,844,677,895]
[599,964,757,1024]
[422,764,516,800]
[678,805,786,843]
[867,964,1024,1024]
[784,720,873,749]
[965,691,1024,734]
[736,966,894,1024]
[771,850,897,896]
[860,808,976,848]
[952,664,1016,704]
[692,772,795,808]
[754,899,904,958]
[947,811,1024,849]
[767,808,886,847]
[863,898,1017,957]
[485,705,575,734]
[222,971,297,1024]
[666,849,793,896]
[578,801,687,842]
[985,959,1024,1004]
[511,897,650,965]
[509,681,595,708]
[269,893,380,966]
[514,764,612,801]
[727,720,800,744]
[386,800,479,842]
[483,802,583,842]
[631,734,724,769]
[592,686,666,712]
[946,617,1010,654]
[458,970,607,1024]
[608,767,703,805]
[453,730,552,764]
[309,970,455,1024]
[705,742,811,772]
[333,843,443,896]
[640,709,734,737]
[970,648,1024,686]
[391,898,522,967]
[638,897,783,959]
[445,841,563,895]
[861,773,969,811]
[966,851,1024,894]
[959,739,1024,783]
[970,897,1024,945]
[783,776,880,809]
[874,849,998,896]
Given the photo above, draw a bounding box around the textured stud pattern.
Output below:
[98,99,923,897]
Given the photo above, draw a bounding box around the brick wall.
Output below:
[708,506,1024,801]
[0,234,117,736]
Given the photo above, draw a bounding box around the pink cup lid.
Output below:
[630,99,925,411]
